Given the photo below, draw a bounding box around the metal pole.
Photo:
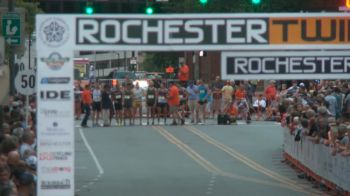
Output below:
[28,36,31,70]
[8,0,15,95]
[109,51,112,69]
[124,51,127,71]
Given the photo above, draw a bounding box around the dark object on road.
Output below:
[218,114,231,125]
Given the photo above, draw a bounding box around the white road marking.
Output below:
[79,128,104,175]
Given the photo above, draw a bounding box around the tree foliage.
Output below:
[160,0,339,13]
[143,52,180,72]
[15,0,42,35]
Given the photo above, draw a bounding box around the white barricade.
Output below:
[283,129,350,192]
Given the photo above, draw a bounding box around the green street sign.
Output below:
[2,13,21,45]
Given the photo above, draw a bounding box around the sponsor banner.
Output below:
[284,129,350,192]
[221,51,350,80]
[40,77,71,85]
[36,16,74,195]
[57,13,350,50]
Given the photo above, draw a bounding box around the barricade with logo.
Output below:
[283,129,350,193]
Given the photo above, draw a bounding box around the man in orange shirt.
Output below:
[235,83,246,101]
[167,82,184,125]
[178,64,189,87]
[81,85,93,128]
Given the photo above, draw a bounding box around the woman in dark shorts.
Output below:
[112,84,123,126]
[123,84,134,125]
[157,83,168,124]
[179,85,188,119]
[146,81,157,125]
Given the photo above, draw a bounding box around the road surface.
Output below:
[75,120,323,196]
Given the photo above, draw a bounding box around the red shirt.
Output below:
[265,85,277,101]
[168,85,180,106]
[235,89,246,100]
[178,64,189,82]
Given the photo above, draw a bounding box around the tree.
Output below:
[15,0,42,35]
[161,0,338,13]
[143,52,180,72]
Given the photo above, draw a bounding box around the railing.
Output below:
[283,129,350,194]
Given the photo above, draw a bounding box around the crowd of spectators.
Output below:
[280,80,350,157]
[0,95,37,196]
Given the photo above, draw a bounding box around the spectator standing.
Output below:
[133,82,143,125]
[244,81,254,105]
[112,84,124,126]
[146,81,157,125]
[332,87,343,119]
[157,83,168,124]
[235,83,246,101]
[19,131,35,160]
[81,85,92,128]
[0,163,18,196]
[92,84,102,127]
[74,82,83,120]
[211,76,223,118]
[124,84,134,126]
[222,80,234,110]
[167,82,183,125]
[179,85,188,120]
[325,90,337,117]
[197,80,208,124]
[186,81,199,124]
[101,85,112,127]
[178,64,190,87]
[287,80,299,97]
[265,80,277,106]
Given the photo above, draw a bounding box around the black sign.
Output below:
[40,90,71,101]
[221,51,350,80]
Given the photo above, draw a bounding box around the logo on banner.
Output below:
[39,108,71,118]
[41,77,70,84]
[40,52,70,70]
[40,90,71,101]
[39,140,72,147]
[41,122,70,136]
[39,152,72,161]
[41,167,72,174]
[46,122,65,132]
[41,179,71,190]
[39,17,69,47]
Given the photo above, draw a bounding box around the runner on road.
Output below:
[112,84,123,126]
[146,81,157,125]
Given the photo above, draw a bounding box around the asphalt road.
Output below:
[75,120,323,196]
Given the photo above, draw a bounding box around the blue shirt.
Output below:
[186,85,198,100]
[198,85,208,101]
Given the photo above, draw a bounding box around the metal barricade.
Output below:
[283,129,350,193]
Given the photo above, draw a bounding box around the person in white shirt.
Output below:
[253,94,266,120]
[92,83,102,126]
[132,82,144,125]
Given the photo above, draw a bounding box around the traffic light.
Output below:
[145,0,154,15]
[347,0,350,8]
[251,0,261,5]
[145,6,154,15]
[199,0,208,6]
[85,2,94,15]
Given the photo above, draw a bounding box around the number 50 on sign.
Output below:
[15,70,36,95]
